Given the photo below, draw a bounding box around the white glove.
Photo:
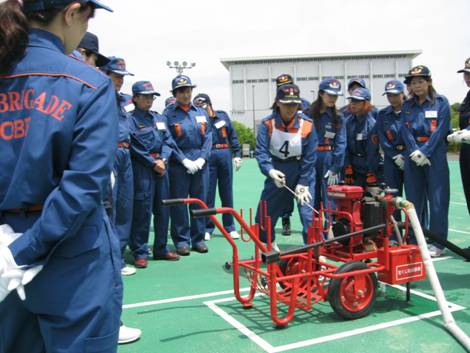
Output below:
[268,169,286,188]
[410,150,431,167]
[233,157,242,172]
[392,154,405,170]
[110,171,116,190]
[324,170,339,186]
[194,158,206,170]
[295,184,312,206]
[182,158,198,174]
[0,225,43,303]
[448,130,470,144]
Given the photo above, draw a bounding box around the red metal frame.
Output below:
[178,186,425,327]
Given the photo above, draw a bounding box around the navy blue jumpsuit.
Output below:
[0,29,122,353]
[163,103,212,249]
[129,108,177,259]
[401,95,451,246]
[206,110,241,235]
[255,111,318,244]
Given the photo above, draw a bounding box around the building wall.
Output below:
[227,55,414,129]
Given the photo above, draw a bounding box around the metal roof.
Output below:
[220,50,422,70]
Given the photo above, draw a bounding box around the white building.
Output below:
[220,50,421,129]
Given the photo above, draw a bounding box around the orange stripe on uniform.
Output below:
[264,119,273,137]
[301,119,312,138]
[0,73,97,90]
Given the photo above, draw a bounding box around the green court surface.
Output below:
[119,159,470,353]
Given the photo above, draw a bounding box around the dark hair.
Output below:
[0,1,92,74]
[306,91,340,132]
[0,0,29,74]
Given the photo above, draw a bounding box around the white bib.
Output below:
[156,122,166,130]
[269,120,303,159]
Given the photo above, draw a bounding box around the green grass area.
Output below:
[119,159,470,353]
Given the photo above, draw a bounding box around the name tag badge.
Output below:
[425,110,438,119]
[324,131,336,139]
[214,120,226,129]
[195,115,207,124]
[156,122,166,130]
[124,104,135,113]
[356,133,364,141]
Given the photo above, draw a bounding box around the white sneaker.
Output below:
[229,231,240,239]
[272,241,280,252]
[121,266,136,276]
[428,244,445,258]
[204,232,211,241]
[118,325,141,344]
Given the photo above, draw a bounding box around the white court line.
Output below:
[122,257,452,309]
[449,228,470,235]
[450,202,468,206]
[205,285,466,353]
[123,288,249,309]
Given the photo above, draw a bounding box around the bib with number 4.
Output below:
[269,120,303,159]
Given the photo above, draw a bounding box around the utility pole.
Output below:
[252,84,256,134]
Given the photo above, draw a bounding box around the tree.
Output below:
[232,120,256,150]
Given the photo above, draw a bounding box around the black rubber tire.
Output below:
[327,261,377,320]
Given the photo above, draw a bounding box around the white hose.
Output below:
[396,198,470,351]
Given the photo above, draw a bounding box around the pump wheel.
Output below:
[327,261,377,320]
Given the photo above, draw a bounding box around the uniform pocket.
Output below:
[84,328,119,353]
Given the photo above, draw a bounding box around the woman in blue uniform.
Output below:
[100,57,136,272]
[192,93,242,241]
[448,59,470,216]
[0,1,122,352]
[163,75,212,255]
[305,78,346,210]
[255,84,318,249]
[343,87,382,188]
[401,65,451,257]
[129,81,180,266]
[375,80,406,195]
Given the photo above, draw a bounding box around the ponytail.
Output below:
[0,0,29,74]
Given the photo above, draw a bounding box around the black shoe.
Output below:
[176,246,190,256]
[191,243,208,253]
[281,218,291,236]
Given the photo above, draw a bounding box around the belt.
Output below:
[118,142,130,149]
[272,155,302,162]
[394,144,406,151]
[416,136,429,142]
[213,143,229,149]
[317,145,333,152]
[351,152,364,157]
[1,204,43,214]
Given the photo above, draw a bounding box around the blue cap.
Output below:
[77,32,109,67]
[171,75,196,91]
[100,57,134,76]
[347,87,371,101]
[319,78,343,96]
[457,58,470,74]
[382,80,404,95]
[23,0,112,13]
[347,78,367,90]
[132,81,160,96]
[405,65,431,81]
[276,84,302,104]
[275,74,294,87]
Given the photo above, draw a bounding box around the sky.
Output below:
[90,0,470,115]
